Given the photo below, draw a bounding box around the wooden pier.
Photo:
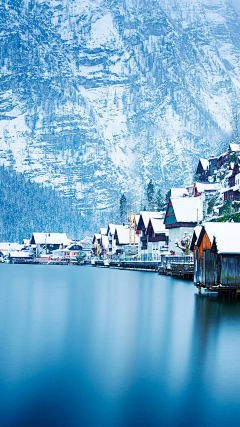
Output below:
[157,255,194,280]
[5,256,194,280]
[91,257,194,278]
[92,260,159,272]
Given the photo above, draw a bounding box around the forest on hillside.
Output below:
[0,166,88,242]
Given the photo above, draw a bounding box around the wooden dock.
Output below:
[157,255,194,280]
[6,256,194,280]
[92,260,159,272]
[91,257,194,278]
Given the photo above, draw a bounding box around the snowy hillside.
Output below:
[1,0,240,224]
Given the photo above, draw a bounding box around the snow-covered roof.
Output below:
[229,143,240,152]
[134,215,140,225]
[115,225,129,245]
[200,158,209,170]
[203,223,240,254]
[190,225,202,250]
[9,251,32,258]
[115,225,139,245]
[68,243,83,250]
[52,243,83,254]
[170,197,203,223]
[101,235,109,249]
[30,233,69,245]
[225,170,233,179]
[93,234,101,243]
[223,185,240,193]
[139,211,164,229]
[171,188,188,198]
[218,151,228,158]
[107,224,117,236]
[221,187,229,194]
[150,218,168,234]
[0,242,21,252]
[230,185,240,192]
[22,239,30,245]
[195,183,220,192]
[194,225,203,240]
[52,248,66,254]
[100,228,107,236]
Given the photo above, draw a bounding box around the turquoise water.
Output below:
[1,265,240,427]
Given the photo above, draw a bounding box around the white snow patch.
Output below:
[87,14,121,49]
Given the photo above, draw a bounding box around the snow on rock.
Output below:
[1,0,240,230]
[87,14,121,50]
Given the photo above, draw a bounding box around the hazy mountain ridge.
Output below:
[1,0,240,229]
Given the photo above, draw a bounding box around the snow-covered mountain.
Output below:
[1,0,240,223]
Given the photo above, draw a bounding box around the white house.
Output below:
[0,242,21,256]
[100,235,109,257]
[164,197,203,253]
[52,243,83,260]
[100,228,107,236]
[107,224,118,258]
[145,218,169,261]
[136,211,165,260]
[92,234,101,256]
[114,225,139,258]
[29,233,70,256]
[193,182,220,202]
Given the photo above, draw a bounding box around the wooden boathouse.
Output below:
[191,223,240,293]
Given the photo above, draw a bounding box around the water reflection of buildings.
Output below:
[191,294,240,368]
[185,295,240,422]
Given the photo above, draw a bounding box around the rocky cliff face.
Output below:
[1,0,240,223]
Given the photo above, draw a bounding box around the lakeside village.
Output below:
[2,142,240,294]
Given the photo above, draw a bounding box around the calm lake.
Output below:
[1,265,240,427]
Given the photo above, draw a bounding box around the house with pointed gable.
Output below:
[52,242,83,261]
[193,182,220,201]
[114,225,139,257]
[29,233,70,256]
[224,156,240,201]
[191,223,240,290]
[0,242,22,257]
[100,235,109,257]
[100,228,107,236]
[208,156,218,176]
[92,228,109,257]
[106,224,117,257]
[92,234,101,256]
[164,198,203,253]
[145,218,168,260]
[229,143,240,157]
[136,211,165,260]
[196,158,209,182]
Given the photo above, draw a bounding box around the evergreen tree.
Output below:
[155,189,164,211]
[0,165,86,242]
[119,194,127,222]
[165,190,171,207]
[146,179,154,210]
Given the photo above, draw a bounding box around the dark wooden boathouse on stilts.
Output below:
[191,223,240,295]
